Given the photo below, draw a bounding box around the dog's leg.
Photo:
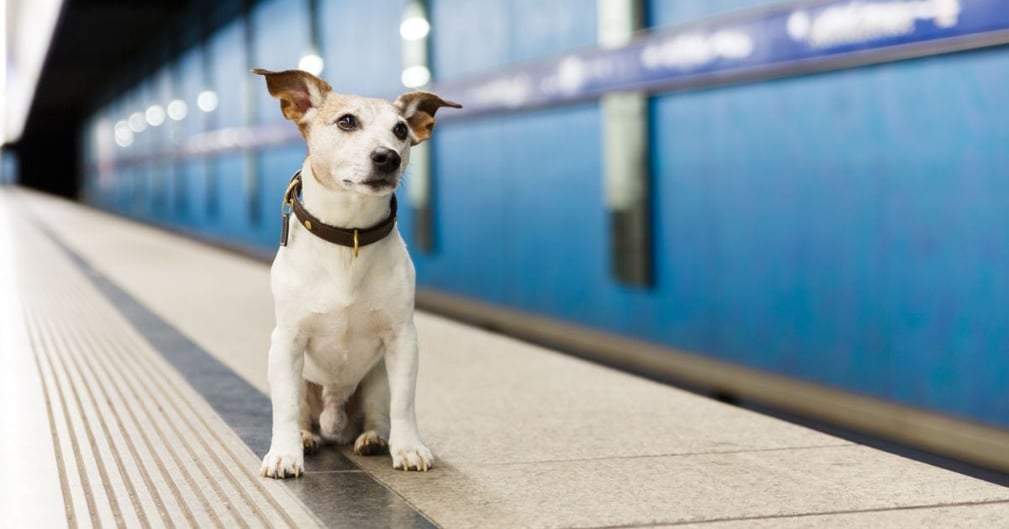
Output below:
[261,327,307,479]
[319,384,357,444]
[354,359,390,456]
[385,323,433,471]
[300,381,322,452]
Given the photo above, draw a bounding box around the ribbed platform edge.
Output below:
[2,191,325,529]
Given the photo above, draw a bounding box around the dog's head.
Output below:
[253,68,461,196]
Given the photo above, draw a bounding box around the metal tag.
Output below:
[280,211,291,246]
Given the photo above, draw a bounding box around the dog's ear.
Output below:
[393,91,462,145]
[252,68,332,123]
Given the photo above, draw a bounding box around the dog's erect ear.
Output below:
[252,68,332,123]
[393,91,462,145]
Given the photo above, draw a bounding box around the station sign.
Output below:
[437,0,1009,118]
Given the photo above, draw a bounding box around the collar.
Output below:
[279,170,397,256]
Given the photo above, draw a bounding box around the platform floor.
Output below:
[2,187,1008,529]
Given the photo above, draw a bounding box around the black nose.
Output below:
[371,148,401,173]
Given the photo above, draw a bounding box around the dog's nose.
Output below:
[371,148,401,173]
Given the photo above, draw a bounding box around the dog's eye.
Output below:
[393,122,409,141]
[336,114,357,131]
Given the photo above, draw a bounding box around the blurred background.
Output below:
[2,0,1007,475]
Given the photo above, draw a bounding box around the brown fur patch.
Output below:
[252,68,332,124]
[394,91,462,145]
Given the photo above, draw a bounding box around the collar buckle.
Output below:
[282,174,300,213]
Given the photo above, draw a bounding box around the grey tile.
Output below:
[287,472,437,529]
[352,445,1009,529]
[305,446,361,472]
[410,313,847,467]
[662,502,1009,529]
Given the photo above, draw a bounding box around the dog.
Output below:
[251,68,460,478]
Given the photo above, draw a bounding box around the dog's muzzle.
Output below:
[371,148,401,173]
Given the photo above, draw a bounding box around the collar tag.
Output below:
[279,171,300,247]
[280,210,291,246]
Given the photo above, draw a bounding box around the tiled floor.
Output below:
[4,187,1008,529]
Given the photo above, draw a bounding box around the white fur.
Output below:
[258,81,437,478]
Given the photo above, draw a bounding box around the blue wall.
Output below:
[646,48,1009,423]
[650,0,781,26]
[81,0,1009,430]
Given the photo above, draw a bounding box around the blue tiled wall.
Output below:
[649,0,782,26]
[320,0,402,97]
[645,48,1009,423]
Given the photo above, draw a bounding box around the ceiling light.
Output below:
[298,53,324,75]
[167,99,188,120]
[400,17,430,41]
[145,105,166,127]
[114,125,134,147]
[127,112,146,133]
[401,65,431,88]
[197,90,218,112]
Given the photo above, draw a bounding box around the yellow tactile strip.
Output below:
[9,199,322,529]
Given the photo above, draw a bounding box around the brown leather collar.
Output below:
[280,171,397,256]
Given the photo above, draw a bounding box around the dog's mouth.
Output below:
[342,177,396,191]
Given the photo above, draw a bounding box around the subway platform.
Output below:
[2,186,1008,529]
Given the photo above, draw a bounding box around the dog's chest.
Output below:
[272,232,414,386]
[300,307,386,385]
[281,273,397,386]
[274,229,411,311]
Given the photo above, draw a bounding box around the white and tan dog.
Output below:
[252,68,460,478]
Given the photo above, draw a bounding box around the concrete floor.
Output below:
[4,188,1008,528]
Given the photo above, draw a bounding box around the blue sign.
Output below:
[436,0,1009,118]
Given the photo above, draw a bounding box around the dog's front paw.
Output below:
[260,450,304,479]
[301,429,320,453]
[353,430,389,456]
[390,442,434,472]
